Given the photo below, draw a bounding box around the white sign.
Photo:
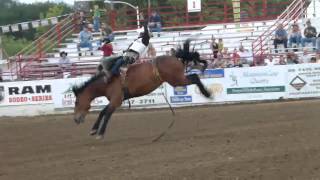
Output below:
[52,77,167,109]
[0,80,53,106]
[224,66,286,101]
[286,64,320,98]
[166,78,226,105]
[52,77,108,108]
[188,0,201,12]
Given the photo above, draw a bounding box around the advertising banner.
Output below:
[52,77,108,108]
[224,66,286,101]
[0,80,53,106]
[52,77,167,109]
[166,77,227,105]
[286,64,320,98]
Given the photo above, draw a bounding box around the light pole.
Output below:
[104,0,140,29]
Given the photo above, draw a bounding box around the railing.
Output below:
[252,0,308,58]
[7,13,77,80]
[109,0,292,31]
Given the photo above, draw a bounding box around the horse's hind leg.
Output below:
[89,105,108,136]
[186,74,211,97]
[169,73,211,98]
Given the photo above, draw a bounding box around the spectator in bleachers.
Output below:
[210,36,219,59]
[264,55,275,66]
[286,52,299,64]
[0,67,3,82]
[288,23,302,49]
[277,54,287,65]
[77,26,93,56]
[79,11,87,31]
[301,48,313,63]
[302,20,317,50]
[218,38,224,53]
[149,10,162,37]
[170,48,176,56]
[232,48,242,67]
[99,38,113,57]
[238,44,252,65]
[314,52,320,63]
[93,5,101,32]
[59,51,71,72]
[273,24,288,53]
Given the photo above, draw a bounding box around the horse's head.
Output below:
[72,86,91,124]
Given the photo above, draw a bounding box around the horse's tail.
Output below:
[175,38,207,72]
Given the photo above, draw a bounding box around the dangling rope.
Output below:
[152,87,175,142]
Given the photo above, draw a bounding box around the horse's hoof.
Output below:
[89,130,97,136]
[96,135,104,140]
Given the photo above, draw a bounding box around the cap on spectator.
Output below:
[60,51,68,57]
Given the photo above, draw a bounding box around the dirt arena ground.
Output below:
[1,100,320,180]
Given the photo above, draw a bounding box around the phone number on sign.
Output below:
[123,99,156,105]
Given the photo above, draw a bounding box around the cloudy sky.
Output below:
[17,0,74,5]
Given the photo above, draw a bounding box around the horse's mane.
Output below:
[72,73,104,96]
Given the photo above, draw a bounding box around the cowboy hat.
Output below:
[60,51,68,57]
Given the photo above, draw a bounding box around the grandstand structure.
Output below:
[0,0,316,81]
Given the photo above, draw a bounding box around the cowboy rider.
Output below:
[101,23,151,80]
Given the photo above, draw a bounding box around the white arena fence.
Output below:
[0,63,319,117]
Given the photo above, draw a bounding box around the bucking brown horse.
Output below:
[72,39,212,139]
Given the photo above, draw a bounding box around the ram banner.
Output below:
[0,80,53,106]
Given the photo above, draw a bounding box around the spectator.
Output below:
[93,5,101,32]
[310,57,317,63]
[264,55,275,66]
[101,23,114,42]
[211,36,219,59]
[302,20,317,49]
[0,67,3,82]
[316,52,320,63]
[79,11,87,31]
[232,48,242,67]
[59,51,71,69]
[77,26,93,56]
[286,52,299,64]
[277,54,287,65]
[301,48,313,63]
[240,10,248,21]
[139,12,145,27]
[238,44,252,65]
[288,23,302,49]
[218,38,224,53]
[274,24,288,53]
[147,43,156,58]
[170,48,176,56]
[149,10,162,37]
[99,38,113,57]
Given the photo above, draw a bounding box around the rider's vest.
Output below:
[128,38,148,56]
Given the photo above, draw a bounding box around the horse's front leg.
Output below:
[96,105,116,139]
[89,105,109,136]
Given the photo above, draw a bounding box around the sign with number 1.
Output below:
[188,0,201,12]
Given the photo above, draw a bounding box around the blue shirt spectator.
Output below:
[77,26,93,56]
[148,10,162,37]
[273,24,288,53]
